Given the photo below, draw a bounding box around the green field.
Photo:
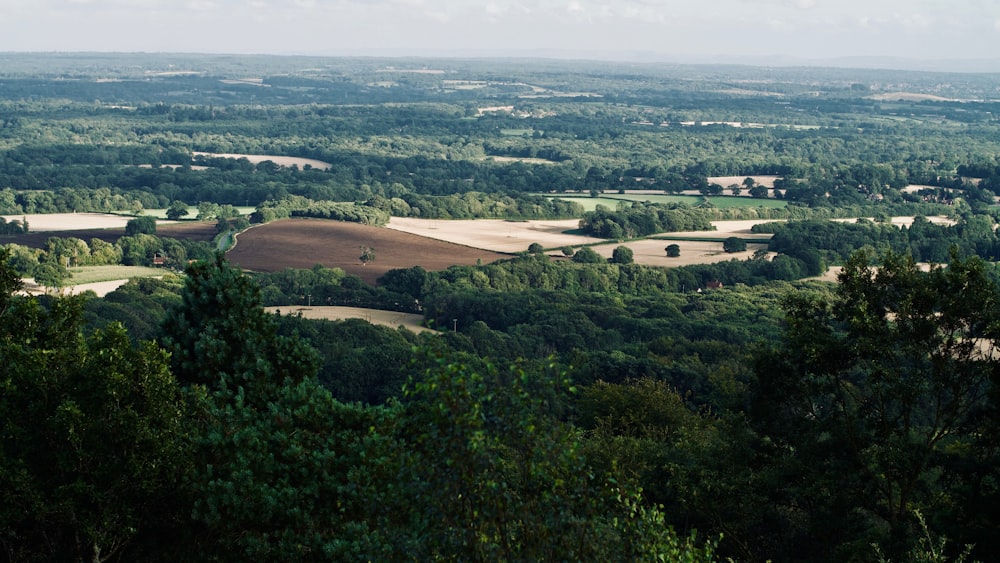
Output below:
[68,265,166,284]
[544,194,787,213]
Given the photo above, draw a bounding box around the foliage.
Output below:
[722,236,747,253]
[0,267,187,562]
[579,201,715,238]
[125,215,157,235]
[359,245,375,265]
[611,245,635,264]
[571,246,605,263]
[751,250,1000,560]
[393,354,718,561]
[165,200,190,221]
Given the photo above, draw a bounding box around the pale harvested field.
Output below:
[866,92,957,102]
[22,278,131,297]
[386,218,773,267]
[2,213,140,231]
[831,215,956,227]
[264,306,433,334]
[589,239,770,268]
[707,175,780,188]
[386,217,602,253]
[192,152,333,170]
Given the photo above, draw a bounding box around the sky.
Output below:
[1,0,999,67]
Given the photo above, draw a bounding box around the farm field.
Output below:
[264,306,433,334]
[67,265,165,284]
[23,277,133,297]
[707,175,781,188]
[543,193,787,212]
[386,217,602,253]
[608,193,788,208]
[225,218,508,284]
[592,238,770,267]
[0,219,218,249]
[192,152,333,170]
[1,213,143,231]
[385,217,775,268]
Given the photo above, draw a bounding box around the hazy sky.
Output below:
[1,0,998,65]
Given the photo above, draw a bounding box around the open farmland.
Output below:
[387,217,602,253]
[0,219,218,250]
[225,218,508,284]
[264,306,433,334]
[2,213,143,231]
[193,152,333,170]
[591,238,770,267]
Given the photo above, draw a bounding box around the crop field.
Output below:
[225,218,508,284]
[68,265,165,284]
[0,220,218,250]
[264,306,433,333]
[1,213,138,231]
[387,217,602,253]
[142,206,256,219]
[606,194,788,209]
[192,152,333,170]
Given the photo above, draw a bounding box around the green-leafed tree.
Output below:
[572,246,605,263]
[722,237,747,253]
[160,253,318,394]
[125,215,157,236]
[751,250,1000,561]
[391,355,718,561]
[0,254,188,562]
[161,256,393,559]
[165,200,189,221]
[611,245,635,264]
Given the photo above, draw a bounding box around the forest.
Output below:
[4,53,1000,561]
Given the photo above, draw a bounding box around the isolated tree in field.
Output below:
[125,215,156,235]
[666,244,681,257]
[528,242,544,255]
[723,237,747,253]
[749,185,769,198]
[165,200,190,221]
[610,245,634,264]
[359,246,375,265]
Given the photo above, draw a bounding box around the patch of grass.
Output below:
[606,194,787,209]
[700,196,788,209]
[68,265,164,284]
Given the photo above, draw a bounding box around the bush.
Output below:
[610,246,634,264]
[572,247,604,264]
[723,237,747,253]
[125,216,157,236]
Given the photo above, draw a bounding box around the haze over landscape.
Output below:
[2,0,1000,70]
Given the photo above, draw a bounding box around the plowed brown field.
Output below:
[225,218,509,284]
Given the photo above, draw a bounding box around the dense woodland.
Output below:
[5,53,1000,561]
